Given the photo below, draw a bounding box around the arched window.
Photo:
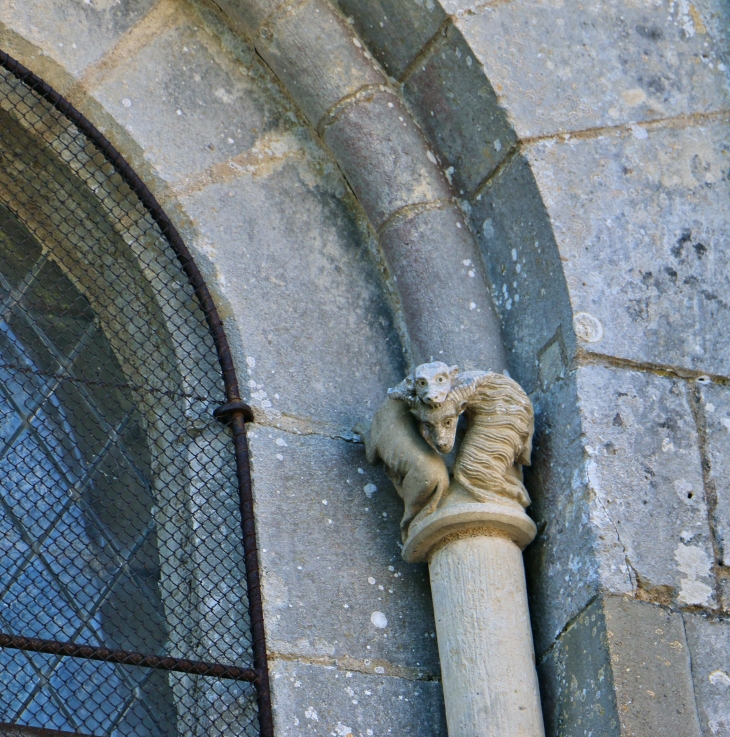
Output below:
[0,54,271,737]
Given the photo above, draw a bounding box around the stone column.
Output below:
[358,364,545,737]
[403,493,543,737]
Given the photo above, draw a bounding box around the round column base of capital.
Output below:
[401,486,537,563]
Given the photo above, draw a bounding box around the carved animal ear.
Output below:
[449,365,460,378]
[459,400,467,412]
[387,377,410,400]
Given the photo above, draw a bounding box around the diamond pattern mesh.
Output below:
[0,59,263,737]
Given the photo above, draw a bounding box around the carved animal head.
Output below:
[410,362,460,407]
[409,398,466,454]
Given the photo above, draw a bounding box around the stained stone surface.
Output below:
[698,381,730,569]
[336,0,447,80]
[526,119,730,376]
[0,0,159,77]
[269,659,447,737]
[248,428,441,675]
[469,152,575,395]
[577,365,715,607]
[91,13,295,185]
[537,597,620,737]
[605,597,702,737]
[403,21,516,196]
[456,0,730,138]
[257,0,384,129]
[684,612,730,737]
[524,372,603,657]
[179,160,405,429]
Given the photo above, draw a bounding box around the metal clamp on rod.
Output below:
[214,399,254,425]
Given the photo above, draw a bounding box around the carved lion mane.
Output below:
[391,365,535,508]
[450,371,534,507]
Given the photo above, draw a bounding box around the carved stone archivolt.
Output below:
[356,361,537,561]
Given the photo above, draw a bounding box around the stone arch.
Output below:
[0,57,261,734]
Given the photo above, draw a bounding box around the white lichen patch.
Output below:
[370,611,388,628]
[675,544,713,605]
[573,312,604,343]
[708,670,730,688]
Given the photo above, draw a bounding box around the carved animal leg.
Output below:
[353,422,377,465]
[399,465,449,536]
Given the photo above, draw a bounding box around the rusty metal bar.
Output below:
[0,723,96,736]
[0,50,274,737]
[0,633,257,682]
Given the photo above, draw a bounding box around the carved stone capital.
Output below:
[401,483,537,563]
[356,360,545,737]
[356,361,536,550]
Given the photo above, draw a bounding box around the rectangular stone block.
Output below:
[270,659,447,736]
[539,596,704,737]
[525,119,730,376]
[537,597,620,737]
[683,612,730,737]
[403,22,516,196]
[91,12,296,185]
[257,0,384,128]
[576,365,715,607]
[0,0,158,78]
[457,0,729,138]
[336,0,446,80]
[178,161,406,429]
[698,381,730,568]
[248,429,442,676]
[469,152,575,395]
[605,596,703,737]
[525,372,605,657]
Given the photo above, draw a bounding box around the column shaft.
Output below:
[429,534,544,737]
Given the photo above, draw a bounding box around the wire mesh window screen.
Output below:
[0,56,268,737]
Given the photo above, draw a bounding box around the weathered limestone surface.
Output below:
[403,21,516,196]
[577,365,714,606]
[90,12,295,185]
[269,659,447,737]
[255,0,384,129]
[456,0,730,138]
[525,119,730,376]
[470,152,574,395]
[524,372,601,656]
[605,597,702,737]
[378,205,506,370]
[537,597,620,737]
[0,0,159,77]
[336,0,446,81]
[540,597,703,737]
[698,381,730,571]
[248,428,441,675]
[684,612,730,737]
[178,162,405,429]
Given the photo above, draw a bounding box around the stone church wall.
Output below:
[0,0,727,734]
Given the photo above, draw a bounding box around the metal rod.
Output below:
[0,633,257,682]
[0,722,97,736]
[0,50,274,737]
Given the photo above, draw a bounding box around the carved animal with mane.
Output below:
[450,371,534,507]
[394,368,535,508]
